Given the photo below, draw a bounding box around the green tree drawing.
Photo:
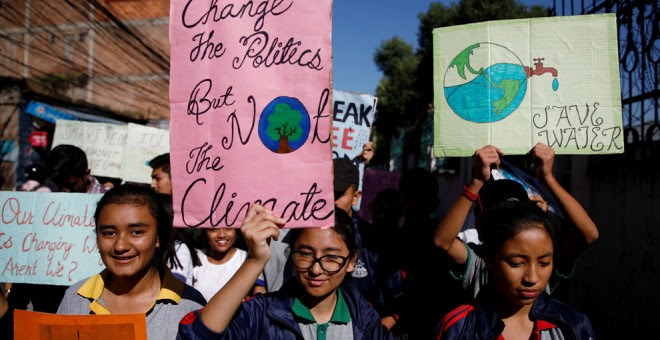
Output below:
[267,103,303,153]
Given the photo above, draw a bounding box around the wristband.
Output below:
[463,185,479,201]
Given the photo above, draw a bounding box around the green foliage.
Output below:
[415,0,548,114]
[373,37,420,136]
[266,103,303,141]
[372,0,549,164]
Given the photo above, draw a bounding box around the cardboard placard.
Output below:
[14,310,147,340]
[169,0,335,228]
[433,14,623,156]
[0,192,104,285]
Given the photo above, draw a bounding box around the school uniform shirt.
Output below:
[191,249,265,302]
[57,268,206,339]
[177,282,392,340]
[291,289,353,340]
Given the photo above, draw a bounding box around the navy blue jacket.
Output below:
[437,291,595,340]
[350,211,405,319]
[178,282,392,340]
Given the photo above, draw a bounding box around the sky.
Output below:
[332,0,553,94]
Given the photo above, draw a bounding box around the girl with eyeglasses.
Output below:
[177,205,392,339]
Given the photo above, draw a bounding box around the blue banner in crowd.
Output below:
[25,101,78,124]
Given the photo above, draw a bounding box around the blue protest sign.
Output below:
[0,192,104,286]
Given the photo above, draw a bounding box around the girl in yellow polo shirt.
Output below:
[57,185,206,339]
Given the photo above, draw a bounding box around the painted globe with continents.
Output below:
[444,42,527,123]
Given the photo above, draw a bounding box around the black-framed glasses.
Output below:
[290,250,349,274]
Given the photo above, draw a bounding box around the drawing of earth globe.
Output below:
[444,42,527,123]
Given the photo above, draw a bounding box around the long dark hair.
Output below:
[479,200,555,257]
[158,194,202,268]
[94,184,172,273]
[288,208,359,257]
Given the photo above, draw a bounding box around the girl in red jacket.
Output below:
[437,201,595,340]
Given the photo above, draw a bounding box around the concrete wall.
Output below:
[568,149,660,338]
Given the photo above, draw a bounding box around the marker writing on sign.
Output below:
[311,89,331,144]
[190,30,226,62]
[180,179,332,228]
[187,79,235,126]
[1,197,34,226]
[232,31,323,71]
[221,96,256,150]
[68,261,78,282]
[0,232,13,249]
[187,142,225,174]
[2,257,37,276]
[532,102,623,152]
[22,233,75,261]
[42,201,95,228]
[181,0,293,32]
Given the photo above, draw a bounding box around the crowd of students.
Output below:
[0,142,598,339]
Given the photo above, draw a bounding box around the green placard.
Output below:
[433,14,623,157]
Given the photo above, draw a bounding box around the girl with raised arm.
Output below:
[178,205,392,340]
[437,201,595,339]
[191,227,266,301]
[434,144,598,298]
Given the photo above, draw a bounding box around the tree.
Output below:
[373,37,421,134]
[371,37,420,164]
[372,0,549,167]
[416,0,548,115]
[266,102,303,153]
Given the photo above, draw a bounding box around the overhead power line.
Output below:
[0,0,172,118]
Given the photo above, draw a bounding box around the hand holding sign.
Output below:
[241,204,285,264]
[530,143,556,180]
[359,141,374,165]
[474,145,502,182]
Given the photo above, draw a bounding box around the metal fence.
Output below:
[553,0,659,146]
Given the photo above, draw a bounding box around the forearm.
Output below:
[543,175,598,243]
[434,179,483,250]
[200,258,266,333]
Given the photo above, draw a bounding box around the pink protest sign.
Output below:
[169,1,334,228]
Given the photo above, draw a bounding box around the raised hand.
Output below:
[474,145,502,182]
[531,142,555,180]
[241,204,286,264]
[358,141,374,165]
